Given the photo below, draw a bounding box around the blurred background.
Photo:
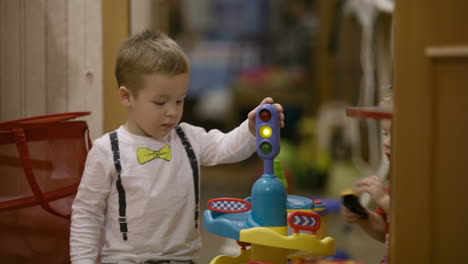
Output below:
[6,0,467,263]
[124,2,393,261]
[0,0,393,263]
[126,1,392,261]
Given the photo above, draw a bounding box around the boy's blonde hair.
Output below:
[115,30,190,94]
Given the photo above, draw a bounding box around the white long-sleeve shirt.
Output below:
[70,121,256,264]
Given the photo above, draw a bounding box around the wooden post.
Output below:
[392,1,468,263]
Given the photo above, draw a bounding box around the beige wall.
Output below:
[392,1,468,263]
[0,0,103,140]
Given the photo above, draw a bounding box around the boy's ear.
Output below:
[119,86,133,106]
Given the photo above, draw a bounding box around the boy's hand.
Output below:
[247,97,285,135]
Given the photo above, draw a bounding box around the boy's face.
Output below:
[121,73,189,139]
[382,119,392,160]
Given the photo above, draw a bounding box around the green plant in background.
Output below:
[274,159,288,188]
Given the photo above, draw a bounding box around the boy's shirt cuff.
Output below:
[240,119,256,148]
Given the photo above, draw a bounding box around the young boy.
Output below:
[341,89,392,264]
[70,30,284,264]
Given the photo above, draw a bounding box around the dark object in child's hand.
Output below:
[341,190,369,219]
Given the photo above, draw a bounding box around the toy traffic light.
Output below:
[256,104,280,174]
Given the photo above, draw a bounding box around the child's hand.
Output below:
[341,205,367,224]
[247,97,285,135]
[355,176,389,211]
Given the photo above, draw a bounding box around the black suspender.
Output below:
[175,125,200,229]
[109,126,200,241]
[109,131,128,241]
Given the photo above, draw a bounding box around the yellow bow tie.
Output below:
[137,145,172,164]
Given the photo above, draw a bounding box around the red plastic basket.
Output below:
[0,112,91,263]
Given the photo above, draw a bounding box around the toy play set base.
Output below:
[204,104,335,264]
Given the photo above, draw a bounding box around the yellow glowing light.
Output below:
[260,126,272,138]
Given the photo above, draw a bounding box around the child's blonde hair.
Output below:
[379,85,393,108]
[115,30,190,94]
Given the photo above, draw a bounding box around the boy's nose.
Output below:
[165,104,178,117]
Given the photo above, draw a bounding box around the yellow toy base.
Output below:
[209,226,335,264]
[240,227,335,257]
[209,249,251,264]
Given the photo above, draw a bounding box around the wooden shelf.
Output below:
[346,107,393,119]
[425,45,468,58]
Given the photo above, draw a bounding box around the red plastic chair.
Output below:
[0,112,91,263]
